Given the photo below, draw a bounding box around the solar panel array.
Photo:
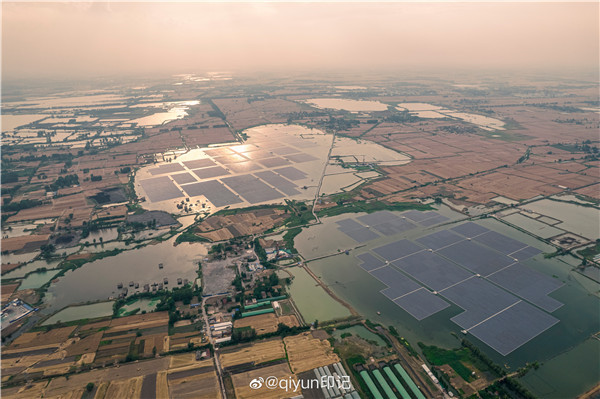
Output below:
[139,139,321,207]
[354,218,563,355]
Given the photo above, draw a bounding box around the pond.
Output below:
[305,98,389,112]
[332,325,386,346]
[43,237,207,313]
[41,301,115,325]
[279,266,351,324]
[3,259,61,279]
[520,199,599,240]
[18,270,61,290]
[117,298,160,316]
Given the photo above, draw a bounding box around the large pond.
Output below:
[279,267,351,323]
[43,237,207,313]
[305,98,389,112]
[520,199,600,240]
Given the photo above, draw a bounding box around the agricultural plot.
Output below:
[284,332,339,374]
[220,339,285,368]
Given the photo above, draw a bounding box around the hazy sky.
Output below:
[2,2,598,79]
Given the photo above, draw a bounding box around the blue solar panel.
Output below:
[343,228,380,243]
[474,231,528,255]
[437,240,515,276]
[393,251,473,291]
[373,240,422,261]
[442,277,520,330]
[393,289,450,321]
[417,230,464,250]
[510,246,542,261]
[488,264,564,312]
[450,222,490,238]
[356,253,386,272]
[468,301,559,356]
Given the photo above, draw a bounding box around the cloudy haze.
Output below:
[2,2,598,79]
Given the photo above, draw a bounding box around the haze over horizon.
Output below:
[2,2,599,80]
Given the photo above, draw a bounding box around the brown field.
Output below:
[2,263,23,275]
[167,359,220,399]
[284,332,339,374]
[107,311,169,333]
[220,338,285,368]
[101,376,143,399]
[233,313,279,335]
[213,98,305,131]
[278,314,300,328]
[1,234,50,252]
[65,332,103,356]
[196,208,287,241]
[7,326,77,351]
[231,362,297,399]
[1,283,19,304]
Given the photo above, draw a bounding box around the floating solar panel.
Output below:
[270,146,301,156]
[488,264,564,312]
[437,240,514,276]
[393,288,450,321]
[510,246,542,261]
[417,230,464,251]
[468,301,559,355]
[274,166,307,181]
[180,180,242,207]
[229,144,259,153]
[371,266,420,295]
[373,239,422,262]
[370,218,417,236]
[420,214,450,227]
[191,166,230,179]
[450,222,490,238]
[356,253,386,272]
[336,218,365,232]
[474,231,528,255]
[442,277,520,330]
[343,228,380,243]
[221,175,284,204]
[257,157,291,168]
[148,163,185,175]
[242,150,274,160]
[382,286,419,301]
[393,251,473,292]
[357,211,399,226]
[170,172,197,185]
[226,161,263,174]
[254,170,300,196]
[203,147,235,156]
[213,154,248,164]
[402,210,439,222]
[291,140,317,148]
[140,176,184,202]
[182,158,216,169]
[285,153,319,163]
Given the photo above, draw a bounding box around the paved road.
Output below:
[202,296,228,399]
